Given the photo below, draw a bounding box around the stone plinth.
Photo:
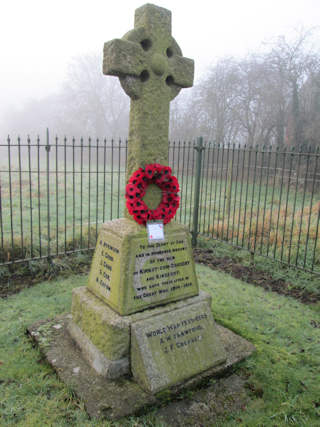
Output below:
[131,299,226,393]
[69,286,130,378]
[28,314,255,420]
[88,218,199,315]
[69,286,222,384]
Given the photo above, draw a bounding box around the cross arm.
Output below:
[103,39,146,77]
[168,56,194,88]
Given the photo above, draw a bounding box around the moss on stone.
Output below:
[102,3,194,192]
[71,287,130,360]
[87,219,199,315]
[131,300,227,393]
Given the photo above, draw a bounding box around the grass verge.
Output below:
[197,236,320,297]
[0,251,93,297]
[0,266,319,426]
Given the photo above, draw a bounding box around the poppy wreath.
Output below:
[125,163,180,225]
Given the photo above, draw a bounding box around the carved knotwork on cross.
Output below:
[103,3,194,181]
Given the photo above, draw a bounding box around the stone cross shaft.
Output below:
[103,3,194,180]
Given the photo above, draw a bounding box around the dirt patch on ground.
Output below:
[0,277,41,298]
[193,248,319,305]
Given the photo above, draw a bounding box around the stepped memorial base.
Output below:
[28,313,255,420]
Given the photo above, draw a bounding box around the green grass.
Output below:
[1,266,319,426]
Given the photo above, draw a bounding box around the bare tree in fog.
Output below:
[300,70,320,148]
[169,59,242,143]
[169,27,320,147]
[0,93,65,140]
[1,28,319,149]
[1,53,129,140]
[266,28,320,147]
[169,90,201,141]
[62,54,129,138]
[194,58,241,144]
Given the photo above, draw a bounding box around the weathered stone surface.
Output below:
[88,218,199,315]
[28,315,157,420]
[131,300,227,393]
[28,314,255,420]
[71,286,130,360]
[67,320,129,378]
[103,3,194,207]
[70,285,213,377]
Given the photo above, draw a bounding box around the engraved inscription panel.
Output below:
[131,301,226,393]
[88,223,199,315]
[124,232,199,313]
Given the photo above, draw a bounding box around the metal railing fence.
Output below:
[190,138,320,274]
[0,135,319,274]
[0,134,128,266]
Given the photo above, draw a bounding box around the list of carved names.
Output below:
[95,239,120,293]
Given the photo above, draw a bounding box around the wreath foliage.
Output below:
[125,163,180,225]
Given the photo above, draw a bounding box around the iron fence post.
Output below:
[192,136,204,247]
[45,128,53,264]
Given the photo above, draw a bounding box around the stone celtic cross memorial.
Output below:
[88,3,199,315]
[68,2,227,393]
[29,4,255,420]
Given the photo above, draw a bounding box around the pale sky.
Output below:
[1,0,320,119]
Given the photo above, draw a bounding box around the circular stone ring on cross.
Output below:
[125,163,180,225]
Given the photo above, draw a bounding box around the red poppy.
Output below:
[144,164,158,179]
[129,167,145,181]
[125,163,180,226]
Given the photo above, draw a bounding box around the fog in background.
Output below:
[1,0,320,145]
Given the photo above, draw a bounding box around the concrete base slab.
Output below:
[27,314,255,420]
